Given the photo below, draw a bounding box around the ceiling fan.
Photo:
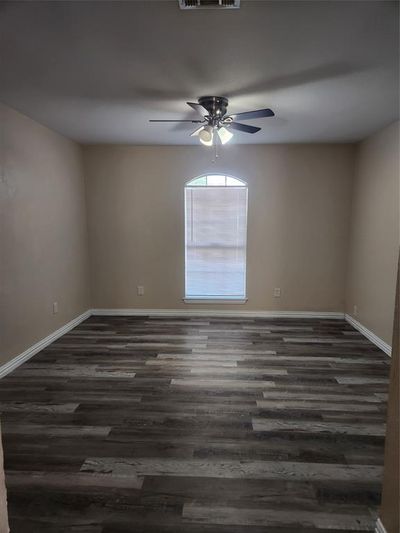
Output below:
[149,96,274,146]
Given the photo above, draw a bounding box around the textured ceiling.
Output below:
[0,0,398,144]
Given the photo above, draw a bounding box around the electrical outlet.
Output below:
[137,286,144,296]
[353,305,358,316]
[273,288,281,298]
[53,302,58,314]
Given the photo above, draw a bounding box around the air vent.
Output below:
[179,0,240,9]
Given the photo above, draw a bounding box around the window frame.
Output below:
[183,174,248,304]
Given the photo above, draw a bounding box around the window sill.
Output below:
[183,298,248,305]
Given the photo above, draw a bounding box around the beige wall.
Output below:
[83,144,355,312]
[0,104,91,366]
[346,122,400,345]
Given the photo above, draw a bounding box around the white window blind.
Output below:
[185,175,248,300]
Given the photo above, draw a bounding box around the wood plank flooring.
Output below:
[0,316,390,532]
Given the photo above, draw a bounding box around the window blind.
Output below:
[185,181,248,299]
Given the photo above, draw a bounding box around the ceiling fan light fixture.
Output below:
[199,125,214,146]
[217,126,233,145]
[199,134,214,147]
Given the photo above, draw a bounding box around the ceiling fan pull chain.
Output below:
[212,139,219,163]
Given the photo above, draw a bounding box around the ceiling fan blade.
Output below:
[230,108,274,121]
[229,122,261,134]
[190,126,205,137]
[149,119,204,123]
[187,102,209,117]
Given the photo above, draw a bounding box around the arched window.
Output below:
[185,174,248,301]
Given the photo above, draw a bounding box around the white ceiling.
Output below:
[0,0,398,144]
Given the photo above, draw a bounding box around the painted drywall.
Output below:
[346,121,400,345]
[380,252,399,533]
[0,104,91,366]
[83,144,355,312]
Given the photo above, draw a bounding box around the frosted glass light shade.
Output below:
[217,126,233,145]
[199,125,214,146]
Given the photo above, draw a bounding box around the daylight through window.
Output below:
[185,174,248,300]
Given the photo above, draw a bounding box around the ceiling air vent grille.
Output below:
[179,0,240,9]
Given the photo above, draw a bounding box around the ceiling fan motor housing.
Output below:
[198,96,229,125]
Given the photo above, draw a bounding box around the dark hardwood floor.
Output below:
[0,316,390,532]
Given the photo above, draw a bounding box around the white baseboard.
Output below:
[345,314,392,356]
[0,310,91,379]
[91,308,344,319]
[375,518,387,533]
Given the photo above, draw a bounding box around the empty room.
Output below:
[0,1,399,532]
